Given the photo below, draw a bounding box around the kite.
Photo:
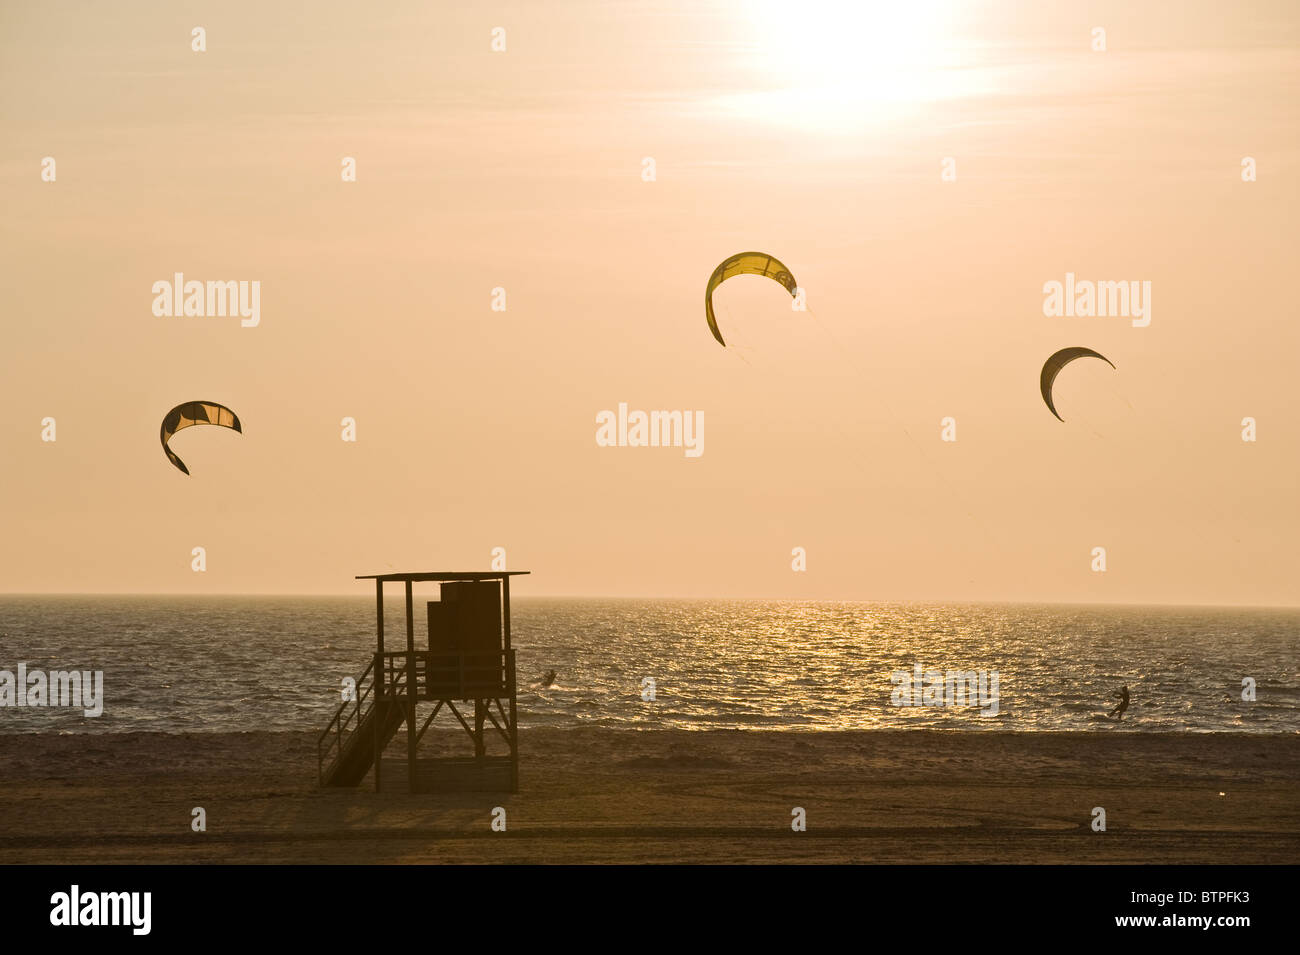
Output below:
[704,252,799,347]
[1040,348,1115,422]
[160,401,242,474]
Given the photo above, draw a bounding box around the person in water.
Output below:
[1108,684,1130,720]
[541,669,557,688]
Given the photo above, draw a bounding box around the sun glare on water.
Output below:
[725,0,984,130]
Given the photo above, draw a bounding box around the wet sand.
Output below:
[1,729,1296,864]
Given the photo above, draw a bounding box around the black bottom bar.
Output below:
[1,864,1287,941]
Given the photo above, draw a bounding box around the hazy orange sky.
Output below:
[2,0,1297,604]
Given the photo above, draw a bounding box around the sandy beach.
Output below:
[1,729,1296,864]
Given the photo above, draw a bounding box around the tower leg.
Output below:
[407,698,417,792]
[508,653,518,792]
[474,699,486,757]
[373,693,382,793]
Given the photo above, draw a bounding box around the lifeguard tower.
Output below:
[317,570,528,793]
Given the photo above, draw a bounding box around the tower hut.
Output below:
[317,570,528,793]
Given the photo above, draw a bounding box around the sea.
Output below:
[0,596,1296,734]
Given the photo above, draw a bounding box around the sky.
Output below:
[1,0,1297,604]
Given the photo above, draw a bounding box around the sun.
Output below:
[727,0,977,129]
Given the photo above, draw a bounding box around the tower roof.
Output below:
[355,570,530,582]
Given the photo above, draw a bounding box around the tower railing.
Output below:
[317,650,514,784]
[318,653,378,784]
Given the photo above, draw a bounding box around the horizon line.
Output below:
[0,592,1297,612]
